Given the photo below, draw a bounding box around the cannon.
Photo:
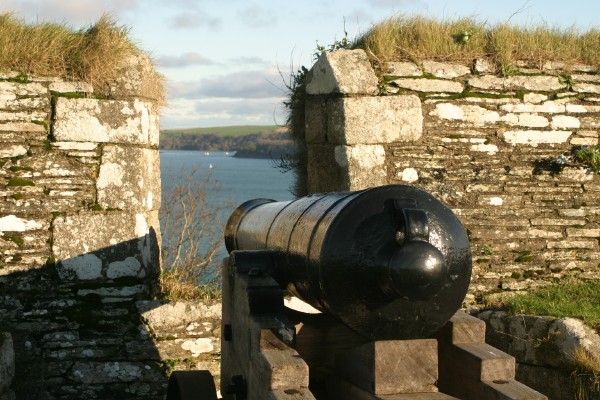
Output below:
[224,184,471,340]
[167,185,547,400]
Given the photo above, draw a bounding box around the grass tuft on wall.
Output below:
[352,15,600,73]
[0,13,163,99]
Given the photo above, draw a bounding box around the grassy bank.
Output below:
[353,15,600,74]
[161,125,283,138]
[0,13,162,98]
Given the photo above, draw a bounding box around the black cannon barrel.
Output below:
[224,184,471,340]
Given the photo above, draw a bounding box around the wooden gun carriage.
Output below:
[167,185,547,400]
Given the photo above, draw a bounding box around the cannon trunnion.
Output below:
[224,184,472,340]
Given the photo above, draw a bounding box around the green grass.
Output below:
[575,146,600,173]
[505,279,600,330]
[352,15,600,74]
[0,13,163,99]
[161,125,282,138]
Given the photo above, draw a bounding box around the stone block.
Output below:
[473,59,494,73]
[329,95,422,145]
[304,98,327,143]
[306,144,345,193]
[109,54,165,102]
[390,78,464,93]
[500,101,565,113]
[429,103,499,126]
[97,146,160,211]
[423,61,471,78]
[334,144,387,191]
[0,122,46,133]
[500,130,572,146]
[573,82,600,94]
[0,145,27,158]
[550,115,580,129]
[136,300,221,339]
[53,98,158,145]
[306,49,378,95]
[52,212,159,281]
[382,61,422,76]
[49,81,94,94]
[0,333,14,395]
[468,75,564,91]
[66,361,163,384]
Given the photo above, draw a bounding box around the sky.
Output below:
[2,0,600,129]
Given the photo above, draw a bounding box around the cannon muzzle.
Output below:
[224,184,471,340]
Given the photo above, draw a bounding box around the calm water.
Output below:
[160,150,294,204]
[159,150,294,270]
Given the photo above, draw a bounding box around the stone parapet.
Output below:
[0,55,164,399]
[303,49,599,298]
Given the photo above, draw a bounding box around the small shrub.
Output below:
[575,146,600,173]
[159,167,231,300]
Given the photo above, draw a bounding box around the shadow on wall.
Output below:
[0,229,178,400]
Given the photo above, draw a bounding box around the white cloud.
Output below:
[237,4,277,28]
[166,67,287,100]
[1,0,139,25]
[168,10,222,29]
[157,52,214,68]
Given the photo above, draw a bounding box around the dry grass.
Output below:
[159,167,231,300]
[0,13,163,97]
[573,348,600,400]
[353,15,600,73]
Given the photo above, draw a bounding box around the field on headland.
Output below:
[159,125,293,158]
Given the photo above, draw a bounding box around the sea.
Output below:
[159,150,294,269]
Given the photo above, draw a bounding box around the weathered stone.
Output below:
[110,54,164,102]
[0,110,46,122]
[0,145,27,158]
[548,318,600,367]
[52,212,157,280]
[0,333,15,395]
[106,257,143,279]
[304,98,327,143]
[523,93,548,104]
[473,59,494,73]
[306,144,345,193]
[429,103,499,126]
[59,253,103,280]
[329,95,422,144]
[49,81,94,94]
[97,146,160,211]
[572,74,600,83]
[53,98,158,145]
[0,215,44,232]
[0,122,46,132]
[566,228,600,238]
[506,113,549,128]
[334,144,387,190]
[572,82,600,94]
[136,300,221,338]
[399,167,419,182]
[382,61,422,77]
[390,78,463,93]
[67,361,162,384]
[51,142,98,151]
[422,60,470,78]
[306,49,378,95]
[468,75,564,91]
[0,81,46,97]
[566,104,600,113]
[500,130,572,146]
[500,101,565,113]
[551,115,580,129]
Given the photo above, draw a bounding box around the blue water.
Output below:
[160,150,294,205]
[159,150,294,274]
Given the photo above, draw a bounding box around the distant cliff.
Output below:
[159,126,293,159]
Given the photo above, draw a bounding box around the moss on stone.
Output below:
[7,177,34,186]
[11,193,24,200]
[9,165,33,172]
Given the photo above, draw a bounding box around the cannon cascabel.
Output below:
[224,184,472,340]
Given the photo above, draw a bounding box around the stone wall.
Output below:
[304,49,600,301]
[0,55,166,399]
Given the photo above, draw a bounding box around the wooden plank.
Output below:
[481,380,548,400]
[435,311,486,344]
[335,339,438,395]
[328,376,460,400]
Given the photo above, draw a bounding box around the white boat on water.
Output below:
[204,151,210,155]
